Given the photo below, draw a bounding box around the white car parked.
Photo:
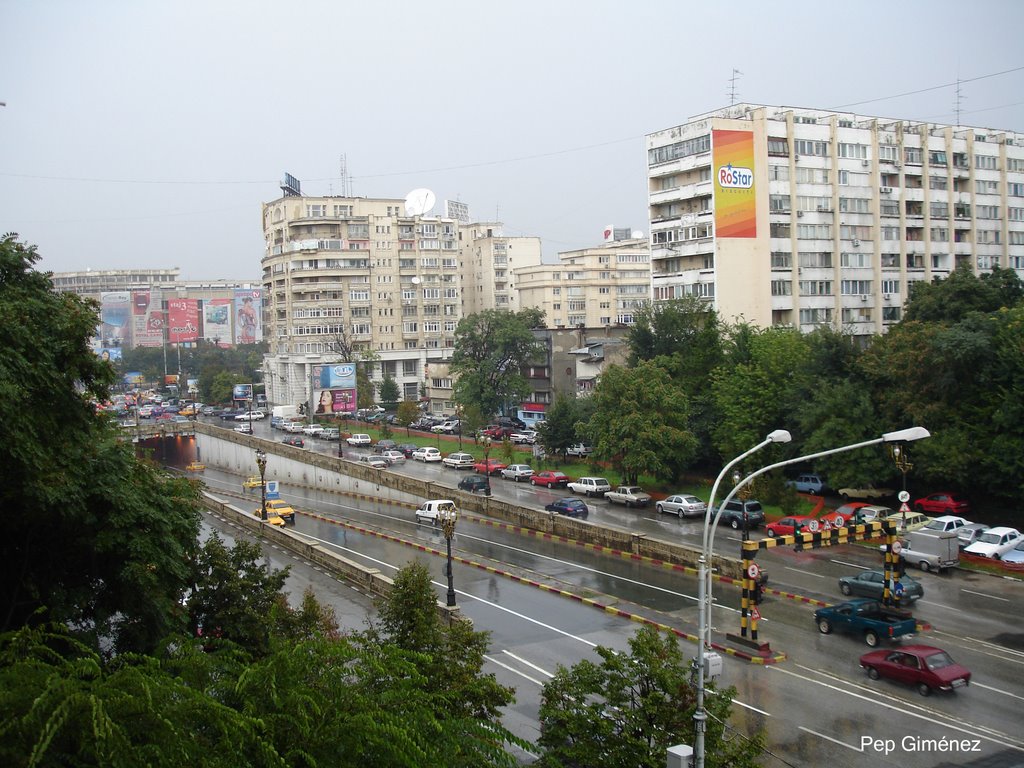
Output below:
[442,452,476,469]
[964,526,1022,559]
[235,411,266,421]
[412,446,442,462]
[346,433,372,447]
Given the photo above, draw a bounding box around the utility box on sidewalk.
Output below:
[666,744,694,767]
[703,651,723,680]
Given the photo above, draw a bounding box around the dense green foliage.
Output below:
[119,342,268,402]
[536,626,763,768]
[451,308,546,419]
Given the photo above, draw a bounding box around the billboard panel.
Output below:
[312,363,357,416]
[234,289,263,345]
[233,384,253,403]
[167,299,200,343]
[99,291,132,349]
[203,298,232,347]
[712,129,757,238]
[132,289,165,348]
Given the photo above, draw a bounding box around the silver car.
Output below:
[656,494,708,518]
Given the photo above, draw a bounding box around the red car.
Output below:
[473,459,507,475]
[914,492,970,516]
[531,471,571,488]
[859,645,971,696]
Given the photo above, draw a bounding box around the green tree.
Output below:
[536,625,763,768]
[396,400,421,434]
[904,264,1024,323]
[377,373,400,406]
[450,309,546,419]
[536,392,584,457]
[0,235,200,654]
[585,361,697,484]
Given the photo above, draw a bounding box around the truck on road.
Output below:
[897,529,960,573]
[604,486,653,508]
[814,598,916,647]
[272,405,300,420]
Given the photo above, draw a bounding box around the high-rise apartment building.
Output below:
[259,187,541,411]
[514,235,651,329]
[647,104,1024,340]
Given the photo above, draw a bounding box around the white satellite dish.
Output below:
[632,230,645,239]
[411,276,421,285]
[404,188,436,216]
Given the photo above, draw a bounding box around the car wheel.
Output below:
[625,501,633,508]
[864,630,880,647]
[656,504,664,514]
[767,528,777,538]
[867,666,880,680]
[530,478,537,485]
[730,519,740,530]
[917,683,932,697]
[841,492,851,501]
[817,619,833,635]
[840,583,852,596]
[918,560,930,573]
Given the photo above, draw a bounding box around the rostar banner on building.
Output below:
[312,363,357,416]
[234,289,263,345]
[712,129,757,238]
[167,299,200,344]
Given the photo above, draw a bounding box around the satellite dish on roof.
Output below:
[411,276,421,285]
[404,188,436,216]
[632,230,645,239]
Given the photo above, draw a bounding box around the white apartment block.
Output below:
[514,237,651,329]
[259,189,541,411]
[647,104,1024,340]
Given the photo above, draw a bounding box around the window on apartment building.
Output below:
[839,197,871,214]
[930,227,949,241]
[974,205,997,219]
[882,306,901,322]
[841,280,871,295]
[334,205,353,217]
[768,137,789,156]
[904,147,923,164]
[930,202,949,218]
[771,280,792,296]
[977,229,1002,244]
[976,179,1000,194]
[796,167,830,184]
[799,307,833,324]
[799,280,832,295]
[306,204,326,217]
[838,143,868,159]
[352,323,371,335]
[770,222,792,238]
[881,279,900,294]
[841,307,873,323]
[1009,182,1024,197]
[793,139,828,157]
[799,251,832,268]
[1010,254,1024,269]
[797,223,832,239]
[403,321,418,333]
[881,253,900,268]
[771,251,792,268]
[975,154,998,170]
[769,164,790,181]
[647,134,711,165]
[422,288,440,299]
[770,194,790,212]
[841,251,870,268]
[929,151,947,166]
[1009,231,1024,245]
[1009,207,1024,221]
[881,226,900,240]
[598,286,610,294]
[878,145,899,162]
[877,200,898,218]
[840,224,871,241]
[929,175,948,190]
[349,290,370,301]
[797,196,832,212]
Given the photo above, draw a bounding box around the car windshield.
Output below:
[977,532,1001,544]
[924,651,955,671]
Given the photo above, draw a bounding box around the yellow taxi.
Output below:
[185,461,205,472]
[255,499,295,524]
[254,507,287,527]
[242,476,264,491]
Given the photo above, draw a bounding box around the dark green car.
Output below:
[838,570,923,602]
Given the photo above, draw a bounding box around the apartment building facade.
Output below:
[513,236,651,329]
[259,188,541,412]
[646,104,1024,340]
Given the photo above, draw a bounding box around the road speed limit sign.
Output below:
[891,541,903,554]
[747,563,761,580]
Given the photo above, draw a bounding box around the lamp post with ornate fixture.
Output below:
[439,503,459,607]
[255,448,268,521]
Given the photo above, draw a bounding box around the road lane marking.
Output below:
[785,567,825,578]
[501,650,555,678]
[971,681,1024,701]
[830,560,870,569]
[484,654,546,687]
[732,699,771,717]
[961,588,1010,602]
[798,726,861,751]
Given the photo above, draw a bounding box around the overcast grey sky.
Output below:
[2,0,1023,280]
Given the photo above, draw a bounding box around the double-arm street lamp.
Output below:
[693,426,930,768]
[255,448,268,521]
[439,503,459,607]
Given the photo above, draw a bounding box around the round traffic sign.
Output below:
[894,582,905,595]
[807,519,820,533]
[891,541,903,554]
[898,490,910,503]
[747,563,761,580]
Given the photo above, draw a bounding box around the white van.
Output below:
[415,499,458,524]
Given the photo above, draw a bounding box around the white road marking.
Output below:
[960,588,1010,602]
[732,699,771,717]
[799,726,862,751]
[785,567,826,578]
[501,650,555,678]
[484,654,546,687]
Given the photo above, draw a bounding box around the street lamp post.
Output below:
[692,426,930,768]
[439,503,459,607]
[255,448,268,521]
[482,435,493,493]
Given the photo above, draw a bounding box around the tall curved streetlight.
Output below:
[255,448,268,521]
[439,503,459,607]
[693,426,930,768]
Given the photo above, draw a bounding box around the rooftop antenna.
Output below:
[728,68,742,106]
[953,75,964,127]
[340,154,352,197]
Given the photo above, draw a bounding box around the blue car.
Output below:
[545,498,589,519]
